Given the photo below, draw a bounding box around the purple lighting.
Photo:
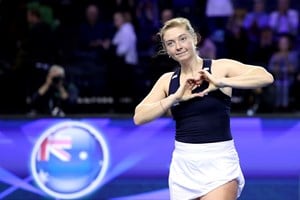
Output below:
[0,117,299,199]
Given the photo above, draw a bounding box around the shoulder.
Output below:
[156,72,175,89]
[211,58,252,77]
[149,72,175,96]
[158,72,175,83]
[212,58,241,67]
[208,59,232,77]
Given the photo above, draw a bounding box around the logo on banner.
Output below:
[30,121,109,199]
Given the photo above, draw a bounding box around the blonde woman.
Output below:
[133,17,273,200]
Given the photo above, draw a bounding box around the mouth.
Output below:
[175,51,188,57]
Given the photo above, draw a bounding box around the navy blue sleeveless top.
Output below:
[168,59,232,143]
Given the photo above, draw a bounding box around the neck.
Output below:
[180,56,203,76]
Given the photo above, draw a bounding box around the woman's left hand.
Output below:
[198,70,224,96]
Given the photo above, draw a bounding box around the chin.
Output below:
[176,53,191,62]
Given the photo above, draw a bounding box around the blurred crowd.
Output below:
[0,0,299,116]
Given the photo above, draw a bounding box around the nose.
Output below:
[175,41,182,51]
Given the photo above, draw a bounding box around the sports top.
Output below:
[168,59,232,143]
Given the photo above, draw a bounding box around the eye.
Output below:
[165,41,174,47]
[180,36,187,41]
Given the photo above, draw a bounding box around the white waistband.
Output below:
[174,139,235,155]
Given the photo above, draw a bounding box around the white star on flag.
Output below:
[38,170,49,183]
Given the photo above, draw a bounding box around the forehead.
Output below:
[163,26,189,41]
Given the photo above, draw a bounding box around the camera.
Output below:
[52,76,64,85]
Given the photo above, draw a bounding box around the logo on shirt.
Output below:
[30,121,109,199]
[171,74,178,79]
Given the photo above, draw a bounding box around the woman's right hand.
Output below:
[174,78,202,102]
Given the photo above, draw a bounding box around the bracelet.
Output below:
[160,100,166,112]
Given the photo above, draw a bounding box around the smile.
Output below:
[176,51,188,56]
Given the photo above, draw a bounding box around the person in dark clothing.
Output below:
[133,17,274,200]
[76,4,111,63]
[29,65,78,116]
[13,5,56,112]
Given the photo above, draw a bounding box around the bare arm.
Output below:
[133,73,177,125]
[134,72,201,125]
[38,74,52,96]
[199,59,274,95]
[220,59,274,89]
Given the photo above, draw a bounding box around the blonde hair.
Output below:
[157,17,199,55]
[49,64,65,76]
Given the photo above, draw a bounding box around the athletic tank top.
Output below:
[168,59,232,143]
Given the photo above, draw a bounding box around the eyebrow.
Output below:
[165,33,188,42]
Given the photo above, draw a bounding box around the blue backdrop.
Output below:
[0,117,299,199]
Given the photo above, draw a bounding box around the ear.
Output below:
[193,34,198,45]
[167,52,171,58]
[194,33,201,46]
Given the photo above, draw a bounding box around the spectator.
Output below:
[246,27,276,114]
[198,37,217,59]
[14,3,56,112]
[268,34,298,111]
[205,0,234,40]
[243,0,269,44]
[76,4,111,63]
[112,11,138,66]
[136,0,160,56]
[28,65,78,116]
[106,0,138,29]
[160,8,174,25]
[224,8,250,111]
[136,0,159,28]
[224,8,248,62]
[107,11,138,112]
[269,0,299,37]
[251,27,276,66]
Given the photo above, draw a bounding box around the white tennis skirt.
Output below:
[169,140,245,200]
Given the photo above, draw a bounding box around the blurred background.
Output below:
[0,0,299,116]
[0,0,299,200]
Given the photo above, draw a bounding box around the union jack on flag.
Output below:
[38,133,72,162]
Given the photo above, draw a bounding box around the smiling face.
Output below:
[160,18,199,63]
[163,26,197,62]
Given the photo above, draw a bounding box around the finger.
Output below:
[190,93,201,99]
[187,78,198,83]
[194,79,202,85]
[198,71,208,81]
[198,88,210,97]
[186,79,195,86]
[187,79,198,87]
[201,70,210,78]
[192,84,198,90]
[186,80,195,88]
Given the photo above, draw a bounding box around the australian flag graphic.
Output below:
[33,123,107,196]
